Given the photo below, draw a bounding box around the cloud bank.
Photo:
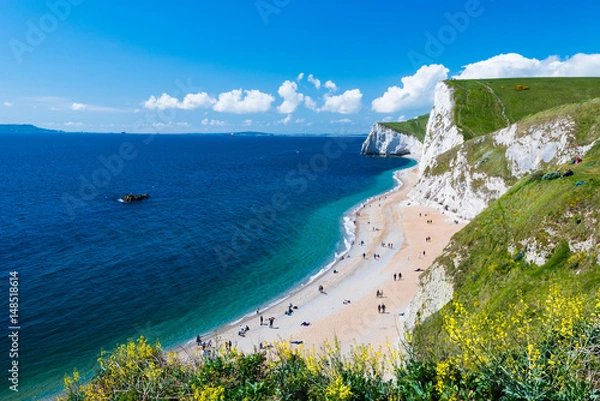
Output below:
[372,64,449,113]
[454,53,600,79]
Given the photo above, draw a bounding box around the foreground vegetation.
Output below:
[58,285,600,400]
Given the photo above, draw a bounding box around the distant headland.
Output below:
[0,124,63,134]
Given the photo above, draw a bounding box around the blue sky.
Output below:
[0,0,599,134]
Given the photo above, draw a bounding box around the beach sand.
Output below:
[180,166,466,358]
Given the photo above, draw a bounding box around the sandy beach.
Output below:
[180,166,466,358]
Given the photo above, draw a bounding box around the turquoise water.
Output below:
[0,133,414,400]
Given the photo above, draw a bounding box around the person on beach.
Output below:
[398,272,402,279]
[394,273,397,281]
[318,285,324,293]
[260,315,263,325]
[381,304,386,313]
[269,317,275,328]
[196,335,201,347]
[378,304,381,313]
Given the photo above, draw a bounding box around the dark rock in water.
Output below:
[121,193,150,203]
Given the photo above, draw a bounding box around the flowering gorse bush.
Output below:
[57,289,600,400]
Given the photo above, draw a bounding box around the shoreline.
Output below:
[177,165,466,358]
[176,165,410,347]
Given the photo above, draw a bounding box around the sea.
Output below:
[0,132,414,400]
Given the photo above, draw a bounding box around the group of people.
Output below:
[377,304,387,313]
[425,236,432,242]
[393,273,402,281]
[196,335,213,350]
[238,325,250,336]
[259,315,277,328]
[376,289,384,298]
[382,242,394,248]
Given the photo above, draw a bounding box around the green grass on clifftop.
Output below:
[379,114,429,142]
[448,77,600,139]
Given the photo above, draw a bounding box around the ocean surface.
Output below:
[0,133,414,400]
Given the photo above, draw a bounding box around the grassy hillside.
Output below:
[379,113,429,142]
[414,104,600,356]
[448,77,600,139]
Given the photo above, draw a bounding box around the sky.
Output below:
[0,0,599,134]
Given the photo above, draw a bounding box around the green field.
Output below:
[448,77,600,139]
[379,113,429,142]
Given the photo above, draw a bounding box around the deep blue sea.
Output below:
[0,133,414,400]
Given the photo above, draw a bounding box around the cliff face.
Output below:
[420,82,463,170]
[360,123,423,158]
[410,114,596,220]
[399,88,600,338]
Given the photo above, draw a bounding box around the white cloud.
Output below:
[181,93,217,110]
[397,115,407,122]
[320,89,363,114]
[308,74,321,90]
[3,101,13,107]
[297,72,305,81]
[64,121,84,127]
[324,80,338,92]
[71,102,128,113]
[201,118,227,126]
[278,114,292,125]
[455,53,600,79]
[371,64,449,113]
[144,92,216,110]
[243,119,252,126]
[295,118,305,123]
[277,80,304,114]
[213,89,274,114]
[304,96,318,111]
[331,118,352,124]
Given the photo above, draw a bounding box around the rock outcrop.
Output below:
[120,193,150,203]
[361,123,423,159]
[420,82,463,170]
[404,261,454,334]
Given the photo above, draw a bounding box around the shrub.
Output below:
[541,171,561,180]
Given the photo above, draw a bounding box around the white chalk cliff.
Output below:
[360,123,423,159]
[366,83,600,338]
[420,82,464,170]
[363,82,597,220]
